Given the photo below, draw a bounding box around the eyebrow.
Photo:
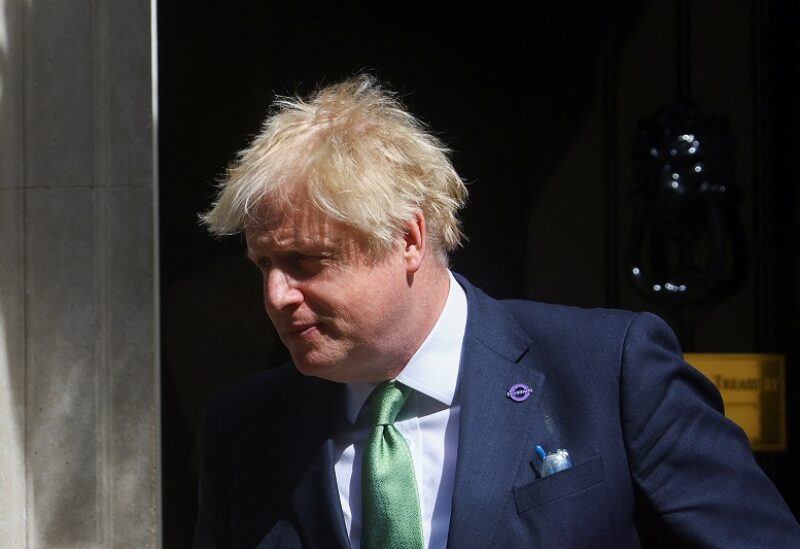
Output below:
[246,241,336,261]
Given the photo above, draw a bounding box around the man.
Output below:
[195,75,800,548]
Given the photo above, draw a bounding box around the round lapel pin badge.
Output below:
[506,383,533,402]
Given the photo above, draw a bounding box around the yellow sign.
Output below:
[683,353,786,452]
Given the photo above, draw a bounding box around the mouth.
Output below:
[284,323,319,338]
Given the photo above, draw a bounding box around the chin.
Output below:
[291,354,342,381]
[290,346,370,383]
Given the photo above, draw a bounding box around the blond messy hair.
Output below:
[201,75,468,261]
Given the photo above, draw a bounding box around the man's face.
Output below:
[245,200,415,383]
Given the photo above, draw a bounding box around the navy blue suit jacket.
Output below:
[195,275,800,548]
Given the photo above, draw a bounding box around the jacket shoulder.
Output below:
[500,298,648,349]
[503,299,637,330]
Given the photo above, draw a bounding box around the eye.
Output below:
[250,250,332,278]
[291,253,326,271]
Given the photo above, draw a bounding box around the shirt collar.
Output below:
[344,271,468,424]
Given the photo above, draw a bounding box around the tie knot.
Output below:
[366,381,411,426]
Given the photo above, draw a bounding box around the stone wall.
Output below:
[0,1,160,547]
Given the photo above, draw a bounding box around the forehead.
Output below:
[244,198,352,251]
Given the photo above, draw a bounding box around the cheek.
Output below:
[307,261,407,326]
[315,284,392,330]
[355,276,408,323]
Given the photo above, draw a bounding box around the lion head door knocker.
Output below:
[627,100,748,309]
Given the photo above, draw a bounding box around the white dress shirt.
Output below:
[334,272,468,549]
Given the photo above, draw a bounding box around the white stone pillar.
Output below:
[0,1,160,547]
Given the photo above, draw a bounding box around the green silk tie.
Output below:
[361,381,424,549]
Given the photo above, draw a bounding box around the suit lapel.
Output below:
[447,277,550,549]
[285,376,351,549]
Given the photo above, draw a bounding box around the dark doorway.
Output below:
[158,2,799,545]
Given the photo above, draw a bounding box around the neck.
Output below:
[377,260,451,382]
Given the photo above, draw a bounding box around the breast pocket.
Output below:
[513,454,605,514]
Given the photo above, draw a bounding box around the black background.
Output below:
[159,1,799,545]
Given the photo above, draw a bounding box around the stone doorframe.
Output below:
[0,1,160,547]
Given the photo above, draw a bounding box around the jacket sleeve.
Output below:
[194,394,231,549]
[620,312,800,546]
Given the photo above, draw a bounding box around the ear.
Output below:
[402,212,427,274]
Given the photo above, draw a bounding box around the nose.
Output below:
[264,268,304,311]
